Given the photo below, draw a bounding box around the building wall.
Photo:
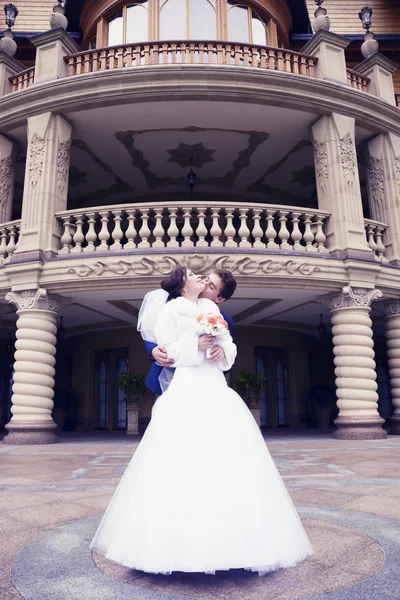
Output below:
[0,0,54,32]
[306,0,400,35]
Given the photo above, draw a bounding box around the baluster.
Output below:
[234,45,241,66]
[100,50,107,70]
[259,47,267,68]
[67,57,75,76]
[252,209,264,248]
[125,46,133,67]
[238,208,251,247]
[138,209,151,248]
[84,212,97,252]
[243,46,250,67]
[76,55,83,75]
[303,213,316,251]
[59,216,74,255]
[251,46,258,67]
[292,55,300,75]
[83,53,91,73]
[290,211,303,251]
[308,58,315,77]
[98,211,111,250]
[210,208,223,247]
[111,211,123,250]
[299,55,307,76]
[181,208,193,248]
[0,228,7,262]
[5,225,17,259]
[71,216,85,253]
[314,215,327,252]
[196,208,208,247]
[284,52,292,72]
[92,51,99,72]
[109,48,116,69]
[366,224,378,255]
[167,209,179,247]
[265,209,278,248]
[277,210,290,249]
[268,49,276,70]
[225,209,237,247]
[375,226,386,260]
[152,208,165,248]
[277,50,284,71]
[125,210,137,248]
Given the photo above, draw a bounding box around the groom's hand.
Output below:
[151,346,174,367]
[209,346,225,363]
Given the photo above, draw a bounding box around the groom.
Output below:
[143,269,237,395]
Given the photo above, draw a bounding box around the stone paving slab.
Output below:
[1,431,400,599]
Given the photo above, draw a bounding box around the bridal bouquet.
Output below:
[195,313,229,358]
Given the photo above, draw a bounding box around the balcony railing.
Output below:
[56,202,330,255]
[64,41,317,77]
[0,219,20,263]
[347,68,370,93]
[10,67,35,92]
[364,218,388,261]
[396,93,400,108]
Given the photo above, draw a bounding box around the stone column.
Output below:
[312,113,371,258]
[3,289,61,445]
[366,133,400,265]
[15,112,72,258]
[322,286,386,439]
[377,300,400,434]
[0,135,17,224]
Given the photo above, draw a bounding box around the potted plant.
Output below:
[235,370,265,428]
[117,371,146,435]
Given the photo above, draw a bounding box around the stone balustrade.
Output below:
[64,41,317,76]
[55,202,331,255]
[347,68,370,93]
[364,218,388,261]
[0,219,20,263]
[9,67,35,92]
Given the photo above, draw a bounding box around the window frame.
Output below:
[107,1,150,46]
[227,2,268,45]
[159,0,217,40]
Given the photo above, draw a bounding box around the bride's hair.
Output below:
[161,267,187,300]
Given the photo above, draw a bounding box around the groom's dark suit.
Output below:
[144,311,233,395]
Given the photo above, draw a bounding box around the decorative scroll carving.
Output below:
[339,133,355,186]
[5,289,65,312]
[57,140,71,194]
[321,286,382,311]
[368,157,385,206]
[67,255,322,278]
[29,133,46,188]
[395,157,400,191]
[0,156,13,208]
[313,141,328,193]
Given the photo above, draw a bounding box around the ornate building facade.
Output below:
[0,0,399,443]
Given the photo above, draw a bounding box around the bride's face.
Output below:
[184,270,206,294]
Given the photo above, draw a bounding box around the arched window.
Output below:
[107,2,149,46]
[160,0,217,40]
[228,2,268,46]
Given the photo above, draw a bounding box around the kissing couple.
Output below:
[90,266,313,576]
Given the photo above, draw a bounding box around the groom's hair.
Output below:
[215,270,237,301]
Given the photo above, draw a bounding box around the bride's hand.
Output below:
[208,346,225,363]
[198,335,214,352]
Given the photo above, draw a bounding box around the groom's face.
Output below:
[199,273,225,304]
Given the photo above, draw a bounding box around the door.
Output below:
[94,348,129,430]
[255,346,289,428]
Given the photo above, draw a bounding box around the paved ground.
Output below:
[1,430,400,600]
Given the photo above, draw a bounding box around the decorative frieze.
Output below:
[368,157,385,206]
[66,255,322,278]
[322,285,382,311]
[56,140,71,194]
[5,289,62,312]
[28,133,46,188]
[339,133,356,187]
[0,156,13,209]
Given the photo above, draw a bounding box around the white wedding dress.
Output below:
[90,297,313,576]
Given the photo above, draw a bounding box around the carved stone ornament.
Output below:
[321,286,382,311]
[67,255,322,279]
[57,140,71,194]
[375,299,400,317]
[29,133,46,188]
[0,156,13,208]
[368,157,385,206]
[313,141,328,193]
[5,289,65,313]
[339,133,356,186]
[395,157,400,191]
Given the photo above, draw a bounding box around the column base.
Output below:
[333,416,387,440]
[3,421,58,445]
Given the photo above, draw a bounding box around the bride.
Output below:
[90,267,313,576]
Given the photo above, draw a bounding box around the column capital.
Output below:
[375,299,400,317]
[320,286,382,311]
[5,289,67,312]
